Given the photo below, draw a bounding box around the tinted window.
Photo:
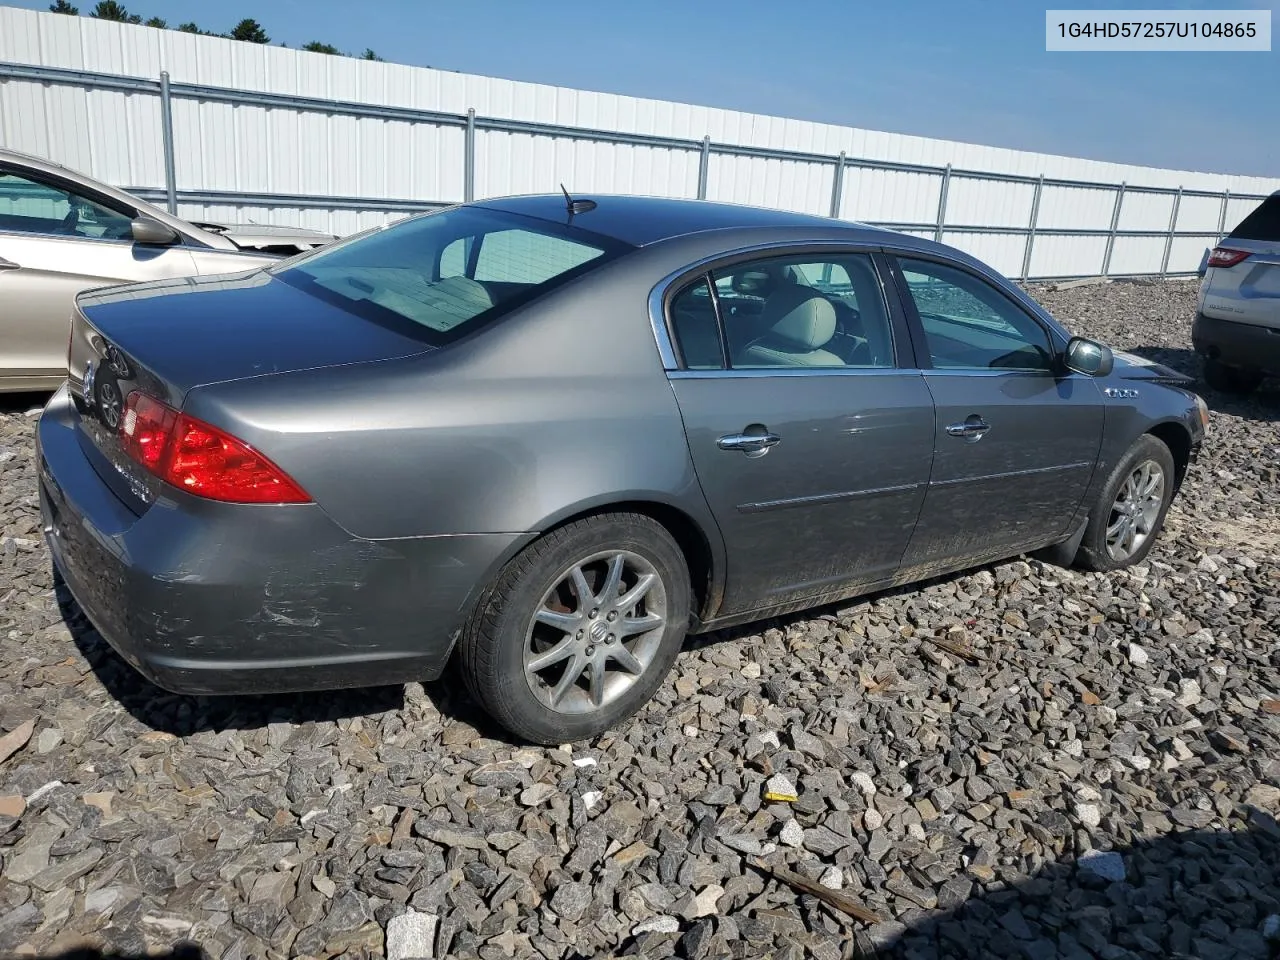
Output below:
[0,169,134,240]
[275,207,630,344]
[898,258,1054,372]
[707,253,895,369]
[669,278,723,369]
[1227,194,1280,242]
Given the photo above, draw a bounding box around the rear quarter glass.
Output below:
[271,207,634,347]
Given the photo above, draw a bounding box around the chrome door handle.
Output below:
[0,257,20,271]
[946,416,991,441]
[718,430,781,456]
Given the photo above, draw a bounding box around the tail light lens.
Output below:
[120,391,310,504]
[1207,247,1251,268]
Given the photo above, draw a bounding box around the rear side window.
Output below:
[275,207,630,344]
[1227,194,1280,242]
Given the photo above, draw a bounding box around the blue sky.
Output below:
[7,0,1277,176]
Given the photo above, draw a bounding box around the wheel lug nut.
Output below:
[607,634,615,643]
[589,609,598,619]
[607,611,617,622]
[576,630,583,639]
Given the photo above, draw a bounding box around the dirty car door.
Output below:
[661,250,936,617]
[891,254,1104,570]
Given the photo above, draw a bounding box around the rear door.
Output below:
[661,248,936,617]
[888,254,1104,570]
[1201,193,1280,328]
[0,164,198,381]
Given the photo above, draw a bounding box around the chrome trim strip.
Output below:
[738,482,922,514]
[669,366,913,380]
[932,461,1092,487]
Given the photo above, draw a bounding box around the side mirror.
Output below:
[130,216,180,246]
[1063,337,1113,377]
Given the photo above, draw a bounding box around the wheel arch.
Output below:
[529,496,725,627]
[1146,419,1194,491]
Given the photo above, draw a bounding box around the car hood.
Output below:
[1111,350,1195,386]
[190,220,337,251]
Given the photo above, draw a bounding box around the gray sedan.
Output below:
[0,147,335,392]
[36,194,1209,743]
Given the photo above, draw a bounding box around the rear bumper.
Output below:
[36,385,522,696]
[1192,312,1280,374]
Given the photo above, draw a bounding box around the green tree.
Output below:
[230,18,270,43]
[302,41,341,54]
[360,48,383,61]
[145,16,166,27]
[90,1,140,22]
[177,21,201,33]
[48,1,79,14]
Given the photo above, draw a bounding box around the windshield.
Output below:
[273,206,631,343]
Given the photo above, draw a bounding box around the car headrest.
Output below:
[760,284,837,350]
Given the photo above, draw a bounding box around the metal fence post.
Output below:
[697,136,711,200]
[1020,175,1044,281]
[829,151,846,219]
[158,70,178,215]
[1217,188,1230,236]
[934,164,952,242]
[463,108,476,202]
[1101,181,1125,276]
[1160,186,1182,277]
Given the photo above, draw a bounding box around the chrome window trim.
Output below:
[647,238,901,373]
[669,366,914,380]
[0,227,137,247]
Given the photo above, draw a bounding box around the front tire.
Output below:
[458,512,691,745]
[1202,358,1262,395]
[1077,434,1176,572]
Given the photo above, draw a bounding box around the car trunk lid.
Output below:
[67,270,435,513]
[1204,193,1280,330]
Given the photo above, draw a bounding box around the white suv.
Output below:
[1193,191,1280,395]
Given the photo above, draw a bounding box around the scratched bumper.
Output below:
[35,386,520,696]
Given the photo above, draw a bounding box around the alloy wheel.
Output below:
[523,550,668,715]
[1105,459,1165,562]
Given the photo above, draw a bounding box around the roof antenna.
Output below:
[561,183,597,217]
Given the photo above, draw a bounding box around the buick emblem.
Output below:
[82,360,96,408]
[104,344,132,379]
[98,380,123,430]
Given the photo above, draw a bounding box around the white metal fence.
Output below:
[1,7,1277,280]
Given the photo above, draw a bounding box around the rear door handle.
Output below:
[718,428,781,457]
[946,416,991,441]
[0,256,20,271]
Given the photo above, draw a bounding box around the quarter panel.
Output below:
[181,254,714,543]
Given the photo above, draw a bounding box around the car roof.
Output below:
[472,193,893,247]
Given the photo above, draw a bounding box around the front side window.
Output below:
[275,207,630,344]
[0,169,135,240]
[695,253,895,369]
[897,258,1054,372]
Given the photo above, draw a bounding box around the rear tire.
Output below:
[458,512,690,745]
[1077,434,1175,572]
[1202,358,1262,395]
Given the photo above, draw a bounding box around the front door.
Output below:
[664,250,936,616]
[890,254,1104,570]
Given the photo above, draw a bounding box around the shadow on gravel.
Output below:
[29,947,208,960]
[1125,345,1280,422]
[867,820,1280,960]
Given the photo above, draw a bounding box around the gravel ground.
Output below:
[1,277,1278,960]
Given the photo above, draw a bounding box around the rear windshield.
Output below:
[1227,193,1280,242]
[273,206,631,344]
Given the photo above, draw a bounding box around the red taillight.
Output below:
[1207,247,1251,268]
[120,392,310,504]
